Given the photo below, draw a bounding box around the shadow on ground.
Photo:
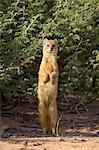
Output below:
[0,100,99,140]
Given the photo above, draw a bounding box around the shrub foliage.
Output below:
[0,0,99,102]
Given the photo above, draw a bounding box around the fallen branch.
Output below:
[56,115,63,137]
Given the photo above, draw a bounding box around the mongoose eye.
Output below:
[47,44,49,47]
[53,44,55,48]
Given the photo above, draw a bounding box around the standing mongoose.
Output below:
[38,38,59,134]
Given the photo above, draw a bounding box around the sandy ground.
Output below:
[0,99,99,150]
[0,136,99,150]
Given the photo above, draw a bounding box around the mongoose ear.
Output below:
[54,39,59,48]
[54,39,58,44]
[43,38,48,45]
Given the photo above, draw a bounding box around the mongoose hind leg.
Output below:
[49,99,57,135]
[38,101,48,134]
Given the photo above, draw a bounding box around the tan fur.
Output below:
[38,38,59,134]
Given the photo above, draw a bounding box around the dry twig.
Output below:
[56,115,63,136]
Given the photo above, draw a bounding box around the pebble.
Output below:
[22,141,28,145]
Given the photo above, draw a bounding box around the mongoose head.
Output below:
[43,38,58,56]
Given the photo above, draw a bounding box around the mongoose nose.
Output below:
[51,47,53,51]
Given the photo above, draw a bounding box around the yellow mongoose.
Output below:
[38,38,59,134]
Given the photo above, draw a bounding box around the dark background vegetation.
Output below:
[0,0,99,105]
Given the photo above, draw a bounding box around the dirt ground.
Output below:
[0,98,99,150]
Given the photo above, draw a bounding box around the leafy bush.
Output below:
[0,0,99,102]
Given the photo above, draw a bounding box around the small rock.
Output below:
[33,142,42,146]
[22,141,28,145]
[27,142,31,146]
[74,138,77,141]
[59,138,65,141]
[81,139,87,142]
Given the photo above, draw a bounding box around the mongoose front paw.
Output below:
[44,75,50,83]
[50,72,57,84]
